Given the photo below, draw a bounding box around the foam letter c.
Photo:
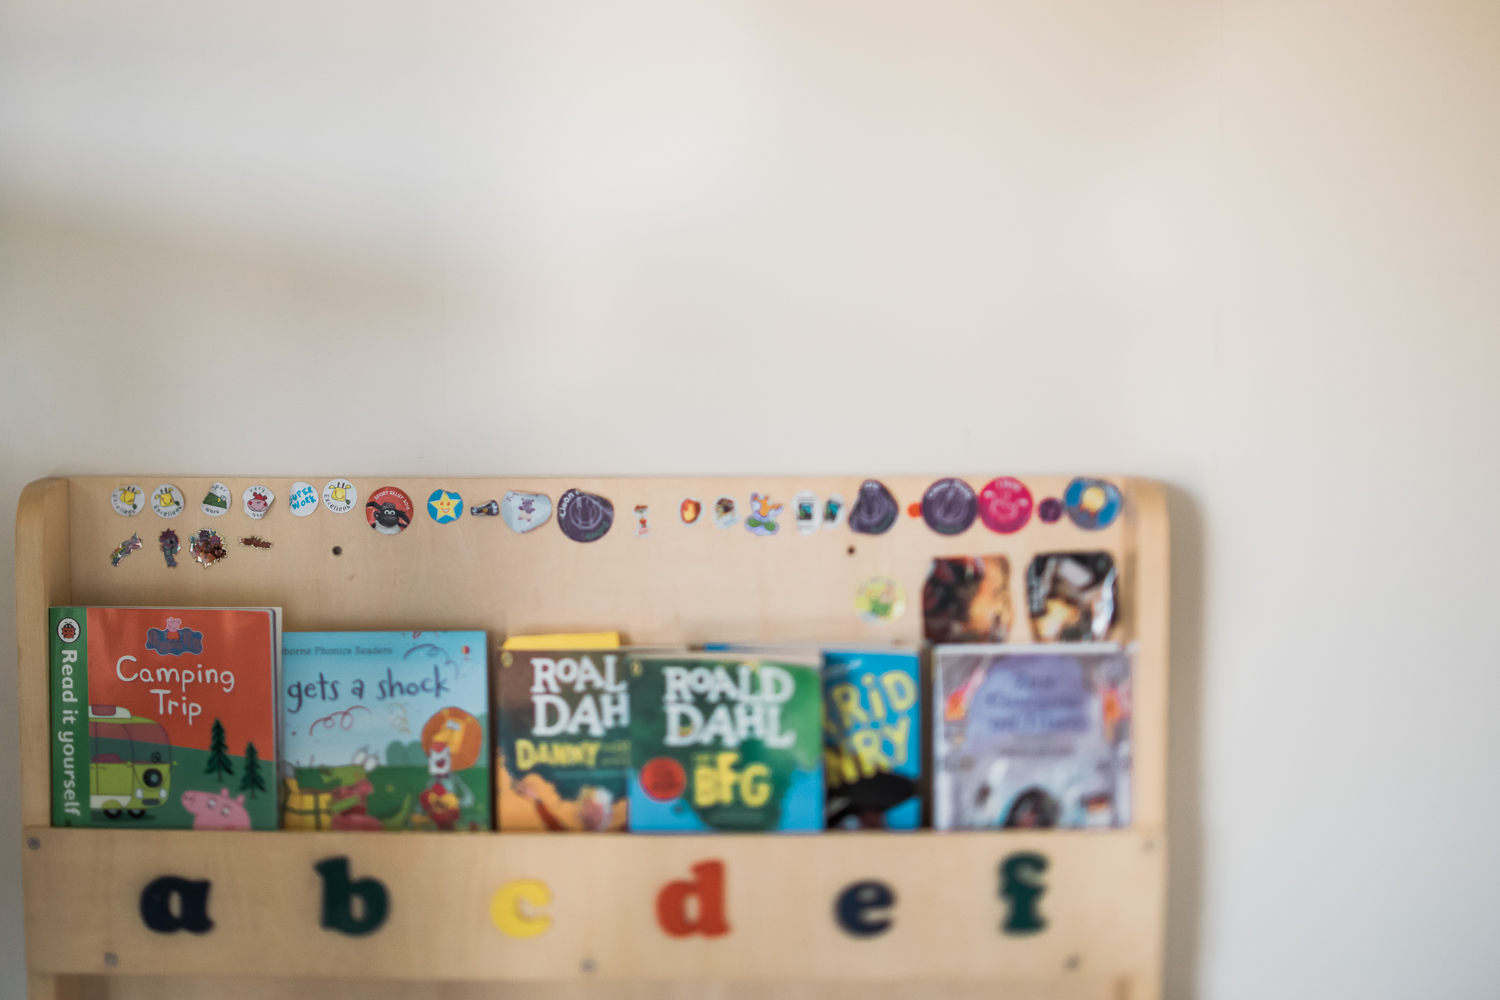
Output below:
[492,879,552,938]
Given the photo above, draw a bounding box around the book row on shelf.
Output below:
[48,581,1131,834]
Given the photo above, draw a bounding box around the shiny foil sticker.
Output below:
[1063,478,1122,530]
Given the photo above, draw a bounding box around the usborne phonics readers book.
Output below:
[496,647,632,831]
[49,607,280,829]
[280,631,490,831]
[628,652,823,832]
[933,643,1133,830]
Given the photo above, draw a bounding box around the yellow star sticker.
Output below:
[430,491,462,521]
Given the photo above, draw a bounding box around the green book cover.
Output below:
[627,653,824,832]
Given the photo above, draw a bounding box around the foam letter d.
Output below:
[656,860,729,938]
[315,856,389,936]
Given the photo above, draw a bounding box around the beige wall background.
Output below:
[2,1,1498,997]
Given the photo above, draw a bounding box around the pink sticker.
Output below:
[977,477,1033,534]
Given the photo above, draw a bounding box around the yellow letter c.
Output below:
[492,879,552,938]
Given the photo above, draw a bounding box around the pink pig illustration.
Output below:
[181,787,251,830]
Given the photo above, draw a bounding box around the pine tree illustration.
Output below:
[239,742,267,799]
[205,718,235,781]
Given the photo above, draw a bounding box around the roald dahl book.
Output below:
[496,648,632,831]
[628,653,823,832]
[280,631,490,831]
[933,643,1133,830]
[49,607,281,830]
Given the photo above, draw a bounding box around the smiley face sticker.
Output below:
[242,485,275,520]
[111,485,145,516]
[366,486,414,535]
[428,489,464,524]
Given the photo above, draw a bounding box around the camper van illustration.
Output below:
[88,705,174,819]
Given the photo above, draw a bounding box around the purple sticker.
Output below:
[848,480,899,535]
[920,478,977,535]
[557,488,614,542]
[1038,498,1063,523]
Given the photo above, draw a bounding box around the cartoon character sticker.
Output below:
[745,493,783,536]
[242,485,275,520]
[634,505,651,538]
[366,486,414,535]
[189,528,228,567]
[680,498,702,525]
[201,482,231,517]
[419,707,483,831]
[793,490,820,535]
[111,485,145,517]
[854,576,907,624]
[111,533,143,567]
[428,489,464,524]
[822,493,846,530]
[1064,478,1122,530]
[323,479,358,514]
[159,529,180,568]
[978,477,1033,534]
[288,481,319,517]
[501,491,552,533]
[150,484,184,519]
[712,496,738,529]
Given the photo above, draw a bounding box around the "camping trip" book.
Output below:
[933,643,1133,830]
[49,607,281,830]
[280,630,490,831]
[496,647,633,831]
[628,652,823,832]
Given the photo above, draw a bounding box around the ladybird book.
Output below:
[628,652,824,832]
[280,631,490,832]
[496,647,633,832]
[49,607,281,830]
[933,643,1133,831]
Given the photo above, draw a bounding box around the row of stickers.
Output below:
[109,477,1124,541]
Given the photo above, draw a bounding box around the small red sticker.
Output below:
[640,757,687,801]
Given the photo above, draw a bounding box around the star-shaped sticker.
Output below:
[430,491,462,522]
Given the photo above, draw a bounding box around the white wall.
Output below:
[2,1,1498,997]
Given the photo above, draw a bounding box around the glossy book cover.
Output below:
[823,649,923,829]
[280,631,490,831]
[496,648,631,832]
[49,607,280,829]
[933,643,1133,830]
[628,653,823,832]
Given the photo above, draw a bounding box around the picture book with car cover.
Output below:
[48,606,281,830]
[628,652,823,832]
[280,630,490,831]
[933,643,1133,830]
[496,647,633,831]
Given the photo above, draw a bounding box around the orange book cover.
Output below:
[50,606,280,829]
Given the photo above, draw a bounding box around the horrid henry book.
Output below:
[823,648,923,830]
[496,648,632,832]
[280,631,490,831]
[49,607,281,830]
[933,643,1133,830]
[628,653,823,832]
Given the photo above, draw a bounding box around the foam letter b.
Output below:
[315,856,389,936]
[139,876,214,934]
[656,860,729,937]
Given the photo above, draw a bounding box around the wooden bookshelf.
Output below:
[16,474,1169,1000]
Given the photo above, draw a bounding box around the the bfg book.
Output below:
[49,607,281,829]
[280,631,490,831]
[823,648,922,830]
[496,648,632,832]
[628,653,823,832]
[933,643,1133,830]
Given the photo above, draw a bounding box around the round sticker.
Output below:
[680,498,702,525]
[557,488,614,542]
[639,757,687,801]
[151,484,185,519]
[366,486,414,535]
[242,485,275,520]
[288,481,319,517]
[428,489,464,524]
[111,485,145,517]
[201,482,231,517]
[323,479,358,514]
[921,478,977,535]
[1038,497,1063,523]
[848,480,899,535]
[854,575,906,624]
[501,491,552,533]
[978,477,1033,534]
[1064,478,1122,530]
[712,495,738,529]
[56,617,80,643]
